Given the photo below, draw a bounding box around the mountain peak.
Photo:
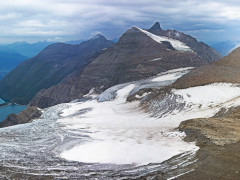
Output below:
[149,22,162,31]
[92,34,106,40]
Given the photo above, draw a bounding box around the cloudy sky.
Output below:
[1,0,240,44]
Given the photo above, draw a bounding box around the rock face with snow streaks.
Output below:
[148,22,222,63]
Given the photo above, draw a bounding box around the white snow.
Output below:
[135,92,150,99]
[152,73,180,82]
[58,68,240,166]
[173,83,240,108]
[151,67,193,82]
[137,27,193,52]
[149,57,162,61]
[59,84,198,165]
[83,88,98,98]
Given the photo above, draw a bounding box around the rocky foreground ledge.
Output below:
[178,106,240,179]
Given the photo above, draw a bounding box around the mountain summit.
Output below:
[148,22,222,63]
[148,22,162,31]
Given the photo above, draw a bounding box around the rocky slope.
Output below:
[177,106,240,179]
[0,35,114,104]
[148,22,222,62]
[30,24,213,108]
[173,46,240,89]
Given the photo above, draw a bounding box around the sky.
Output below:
[1,0,240,44]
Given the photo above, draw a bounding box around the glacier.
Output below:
[1,67,240,179]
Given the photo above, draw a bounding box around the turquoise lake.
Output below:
[0,98,27,122]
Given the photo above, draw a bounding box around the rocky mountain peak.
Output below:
[149,22,162,31]
[92,34,107,40]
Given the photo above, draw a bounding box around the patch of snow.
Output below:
[151,67,194,82]
[137,27,193,52]
[149,57,162,61]
[135,92,150,99]
[173,83,240,108]
[83,88,98,99]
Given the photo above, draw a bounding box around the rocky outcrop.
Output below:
[173,47,240,89]
[30,27,206,108]
[177,106,240,179]
[148,22,222,63]
[0,35,114,104]
[0,106,42,128]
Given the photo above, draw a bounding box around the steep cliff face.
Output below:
[173,47,240,89]
[148,22,222,63]
[0,35,114,104]
[30,27,205,108]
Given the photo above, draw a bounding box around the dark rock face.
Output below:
[30,27,206,108]
[148,22,222,63]
[173,47,240,89]
[0,35,114,104]
[0,106,42,128]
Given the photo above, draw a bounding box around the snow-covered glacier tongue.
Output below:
[2,67,240,179]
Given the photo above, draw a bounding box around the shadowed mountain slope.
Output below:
[0,35,114,104]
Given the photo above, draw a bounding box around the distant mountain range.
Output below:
[4,39,88,58]
[0,46,27,80]
[210,41,240,56]
[0,35,114,104]
[0,39,88,80]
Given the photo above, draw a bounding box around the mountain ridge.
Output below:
[30,25,210,108]
[0,35,114,104]
[173,46,240,89]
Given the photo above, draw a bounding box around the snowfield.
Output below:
[137,27,193,52]
[59,84,198,165]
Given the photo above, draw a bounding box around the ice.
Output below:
[137,27,193,52]
[173,83,240,107]
[60,80,240,166]
[152,67,194,82]
[59,84,198,165]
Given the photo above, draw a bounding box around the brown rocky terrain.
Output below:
[177,106,240,179]
[0,106,42,128]
[30,26,209,108]
[173,47,240,89]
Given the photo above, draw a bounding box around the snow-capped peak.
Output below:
[137,27,193,52]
